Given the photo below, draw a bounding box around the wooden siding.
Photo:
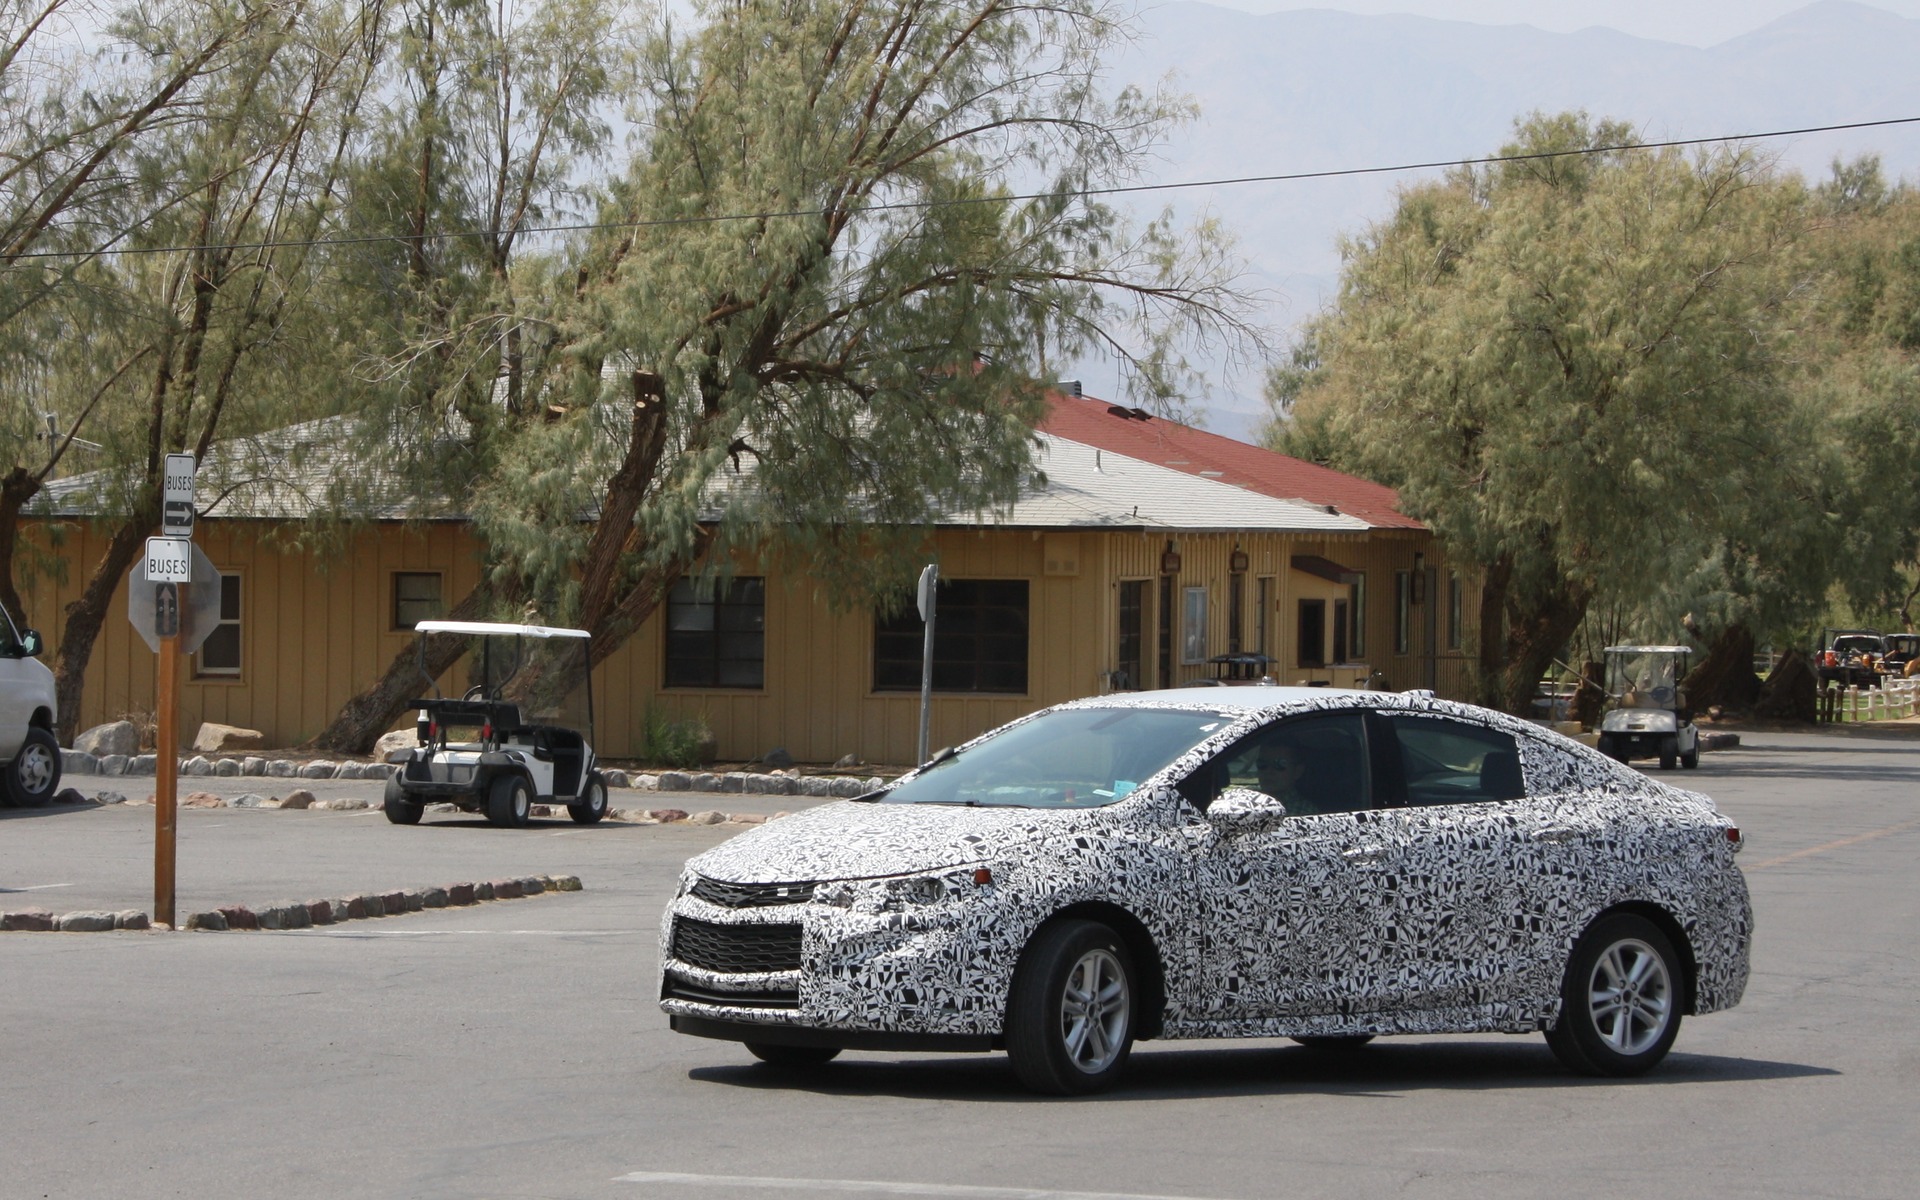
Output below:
[21,518,1480,766]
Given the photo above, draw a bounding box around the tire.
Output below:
[745,1043,841,1067]
[382,771,423,825]
[1545,913,1684,1077]
[1005,919,1137,1095]
[1680,743,1700,770]
[486,773,532,828]
[5,726,62,806]
[1290,1034,1375,1050]
[1595,734,1614,761]
[1658,737,1678,771]
[568,772,609,825]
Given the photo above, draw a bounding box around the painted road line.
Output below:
[288,928,628,938]
[1,882,77,892]
[614,1172,1233,1200]
[1744,817,1920,870]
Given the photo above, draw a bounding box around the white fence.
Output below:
[1822,678,1920,723]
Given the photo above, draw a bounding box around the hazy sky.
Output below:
[1201,1,1920,47]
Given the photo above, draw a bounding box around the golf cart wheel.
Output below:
[382,771,423,825]
[568,772,609,825]
[1658,737,1678,771]
[1596,734,1616,761]
[1680,743,1700,770]
[487,773,532,828]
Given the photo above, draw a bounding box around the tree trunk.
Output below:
[1497,579,1592,717]
[305,578,495,753]
[53,521,148,744]
[1754,648,1817,723]
[0,467,41,622]
[1681,623,1760,713]
[1473,553,1512,709]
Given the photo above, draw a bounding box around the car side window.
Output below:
[1208,712,1373,817]
[1384,714,1524,807]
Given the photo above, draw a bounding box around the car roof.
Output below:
[1069,685,1413,716]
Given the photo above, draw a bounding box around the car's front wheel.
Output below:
[1006,919,1137,1095]
[568,773,609,824]
[486,773,532,828]
[5,726,62,806]
[745,1043,841,1068]
[1546,913,1684,1077]
[382,771,422,825]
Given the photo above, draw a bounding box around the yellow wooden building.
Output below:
[22,394,1477,764]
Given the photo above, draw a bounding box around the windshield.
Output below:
[1605,651,1682,708]
[881,706,1234,809]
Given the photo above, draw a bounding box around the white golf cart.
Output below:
[1595,644,1699,771]
[384,621,608,828]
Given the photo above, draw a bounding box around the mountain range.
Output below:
[1098,1,1920,438]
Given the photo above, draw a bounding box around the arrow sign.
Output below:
[162,452,195,536]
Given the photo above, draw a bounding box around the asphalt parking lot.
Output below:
[3,728,1917,1200]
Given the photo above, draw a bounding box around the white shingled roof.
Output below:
[961,432,1369,532]
[33,413,1372,535]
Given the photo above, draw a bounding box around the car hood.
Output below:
[688,799,1111,883]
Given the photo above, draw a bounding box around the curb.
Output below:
[59,751,893,799]
[1,874,583,934]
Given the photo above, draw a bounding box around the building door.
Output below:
[1158,576,1174,688]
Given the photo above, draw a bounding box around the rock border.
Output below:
[1,874,583,933]
[59,750,891,798]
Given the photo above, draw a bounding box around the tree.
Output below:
[1,0,273,622]
[24,0,387,740]
[310,0,1257,751]
[1279,112,1819,713]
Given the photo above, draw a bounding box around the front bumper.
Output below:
[657,889,1017,1041]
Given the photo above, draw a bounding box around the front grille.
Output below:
[691,876,816,909]
[670,917,803,974]
[662,973,800,1009]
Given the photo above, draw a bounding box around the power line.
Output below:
[13,114,1920,264]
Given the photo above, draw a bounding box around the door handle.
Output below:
[1532,826,1579,844]
[1342,844,1385,864]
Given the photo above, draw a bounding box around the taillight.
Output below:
[1725,825,1743,852]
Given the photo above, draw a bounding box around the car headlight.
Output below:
[814,865,994,913]
[676,870,697,898]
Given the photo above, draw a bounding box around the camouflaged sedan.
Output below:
[659,688,1751,1093]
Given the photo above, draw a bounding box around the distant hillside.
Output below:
[1099,1,1920,438]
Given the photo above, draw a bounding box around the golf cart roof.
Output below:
[1603,645,1691,655]
[414,620,590,640]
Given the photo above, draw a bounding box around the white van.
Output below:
[1,601,61,805]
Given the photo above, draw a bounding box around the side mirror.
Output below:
[1208,787,1288,835]
[18,628,42,658]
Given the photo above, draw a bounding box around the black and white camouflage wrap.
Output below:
[659,688,1751,1046]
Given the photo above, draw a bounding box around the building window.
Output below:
[874,578,1027,693]
[665,576,765,689]
[1447,571,1463,650]
[392,572,443,630]
[1349,575,1367,659]
[1297,599,1326,668]
[1117,580,1145,691]
[196,573,242,677]
[1394,570,1412,656]
[1181,586,1208,664]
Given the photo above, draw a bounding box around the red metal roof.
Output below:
[1038,391,1424,531]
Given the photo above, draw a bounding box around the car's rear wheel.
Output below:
[1546,913,1684,1077]
[1006,919,1137,1095]
[486,773,532,828]
[568,773,608,824]
[1290,1034,1375,1050]
[5,726,61,806]
[745,1043,841,1067]
[382,771,422,825]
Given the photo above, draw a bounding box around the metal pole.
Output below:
[917,564,938,766]
[154,583,182,930]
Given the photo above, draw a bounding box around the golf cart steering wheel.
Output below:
[1651,686,1674,707]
